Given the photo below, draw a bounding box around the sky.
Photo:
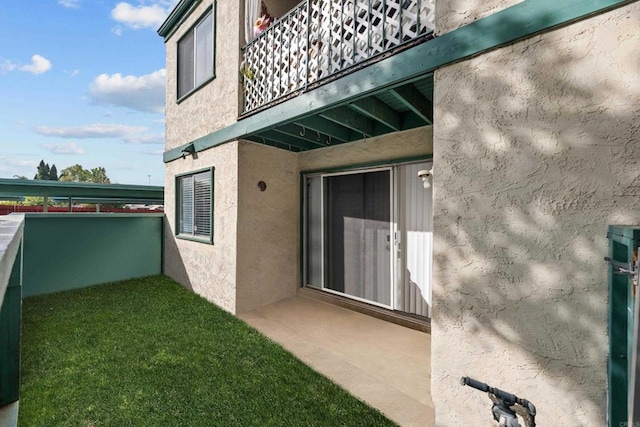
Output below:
[0,0,178,186]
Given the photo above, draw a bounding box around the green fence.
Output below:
[22,213,163,298]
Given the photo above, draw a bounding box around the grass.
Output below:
[20,275,396,427]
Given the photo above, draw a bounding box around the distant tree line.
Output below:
[26,160,110,184]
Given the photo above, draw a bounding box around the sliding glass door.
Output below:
[305,162,432,316]
[324,170,392,306]
[306,168,392,307]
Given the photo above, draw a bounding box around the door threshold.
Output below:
[298,286,431,334]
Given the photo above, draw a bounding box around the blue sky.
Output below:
[0,0,177,185]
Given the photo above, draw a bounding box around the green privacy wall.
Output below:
[22,213,163,298]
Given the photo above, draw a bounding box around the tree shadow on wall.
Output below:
[428,5,640,425]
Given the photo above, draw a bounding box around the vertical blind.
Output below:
[178,170,212,239]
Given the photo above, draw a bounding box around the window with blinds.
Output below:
[177,169,213,242]
[177,6,215,100]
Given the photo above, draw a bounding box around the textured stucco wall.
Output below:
[163,142,238,313]
[435,0,523,35]
[432,3,640,425]
[164,0,242,151]
[298,126,433,171]
[235,141,299,314]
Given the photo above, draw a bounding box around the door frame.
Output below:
[303,166,394,309]
[301,158,433,313]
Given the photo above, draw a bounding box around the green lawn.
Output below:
[20,275,395,426]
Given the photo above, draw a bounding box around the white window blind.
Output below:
[178,170,212,240]
[193,172,211,237]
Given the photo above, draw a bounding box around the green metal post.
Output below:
[607,226,640,426]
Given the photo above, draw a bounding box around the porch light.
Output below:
[418,169,432,189]
[181,144,196,159]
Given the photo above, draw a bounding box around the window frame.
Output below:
[176,3,216,103]
[175,167,215,244]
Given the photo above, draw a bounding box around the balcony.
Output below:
[242,0,435,114]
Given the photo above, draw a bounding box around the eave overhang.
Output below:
[157,0,201,40]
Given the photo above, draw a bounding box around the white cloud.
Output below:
[0,156,38,177]
[1,55,52,75]
[34,123,163,146]
[122,133,164,145]
[88,69,166,113]
[0,58,17,72]
[19,55,52,75]
[41,142,85,155]
[70,69,80,77]
[35,123,148,139]
[58,0,81,8]
[143,149,165,156]
[111,2,168,29]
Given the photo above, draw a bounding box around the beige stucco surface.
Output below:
[164,0,242,151]
[164,125,432,314]
[163,142,238,313]
[298,126,433,172]
[432,3,640,425]
[235,141,300,314]
[435,0,523,35]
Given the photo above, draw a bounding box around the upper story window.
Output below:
[176,168,214,243]
[177,6,215,100]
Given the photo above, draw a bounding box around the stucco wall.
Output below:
[435,0,523,35]
[235,141,299,314]
[298,126,433,171]
[164,0,242,151]
[432,3,640,425]
[164,142,239,313]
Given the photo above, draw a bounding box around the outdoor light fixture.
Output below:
[418,169,433,189]
[181,144,196,159]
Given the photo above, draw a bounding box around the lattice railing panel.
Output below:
[242,0,435,114]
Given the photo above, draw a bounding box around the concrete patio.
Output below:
[239,293,434,427]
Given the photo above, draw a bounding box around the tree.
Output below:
[59,164,111,183]
[59,164,90,182]
[13,175,28,180]
[34,160,46,180]
[49,164,58,181]
[89,167,110,184]
[34,160,58,181]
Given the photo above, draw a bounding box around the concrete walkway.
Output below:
[239,295,434,427]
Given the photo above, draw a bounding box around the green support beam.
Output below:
[349,98,402,131]
[258,130,320,151]
[389,85,433,124]
[245,135,303,152]
[293,117,352,143]
[320,107,374,138]
[271,124,330,147]
[0,179,164,201]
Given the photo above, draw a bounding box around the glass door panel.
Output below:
[324,170,391,306]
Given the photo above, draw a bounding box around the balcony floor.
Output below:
[239,294,434,427]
